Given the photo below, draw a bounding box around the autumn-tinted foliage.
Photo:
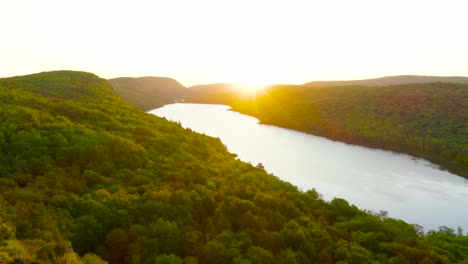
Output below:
[0,71,467,263]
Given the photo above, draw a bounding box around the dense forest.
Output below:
[1,71,468,263]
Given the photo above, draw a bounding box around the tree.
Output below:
[154,253,183,264]
[104,228,129,264]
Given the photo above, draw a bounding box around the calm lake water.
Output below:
[150,103,468,231]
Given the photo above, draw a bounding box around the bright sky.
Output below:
[1,0,467,87]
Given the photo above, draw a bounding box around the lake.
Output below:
[150,103,468,231]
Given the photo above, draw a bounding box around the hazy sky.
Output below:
[1,0,467,87]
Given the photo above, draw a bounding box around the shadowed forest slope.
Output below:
[108,77,186,111]
[1,71,468,263]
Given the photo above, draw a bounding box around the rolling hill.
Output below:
[108,77,186,111]
[1,71,467,263]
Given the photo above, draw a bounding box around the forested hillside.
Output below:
[1,71,468,263]
[108,77,186,111]
[230,83,468,178]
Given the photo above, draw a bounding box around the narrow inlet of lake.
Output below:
[150,103,468,231]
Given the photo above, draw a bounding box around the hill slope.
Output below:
[304,75,468,87]
[231,83,468,177]
[2,71,466,263]
[108,77,186,111]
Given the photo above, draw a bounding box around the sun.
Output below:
[235,83,266,95]
[236,77,272,92]
[226,72,274,93]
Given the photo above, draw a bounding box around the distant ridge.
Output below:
[304,75,468,87]
[108,76,186,111]
[188,83,241,92]
[185,83,250,105]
